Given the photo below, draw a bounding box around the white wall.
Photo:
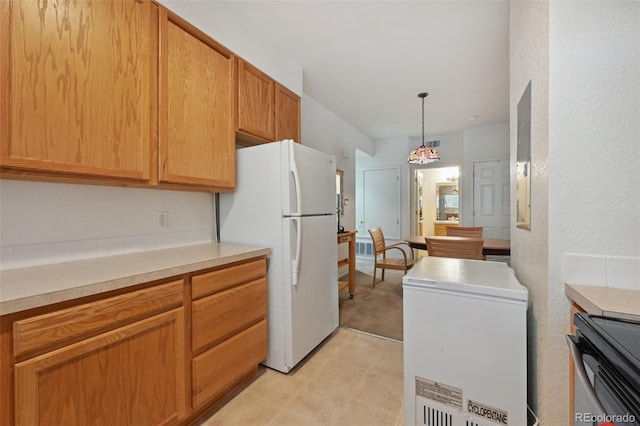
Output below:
[0,180,214,269]
[510,1,640,423]
[355,123,508,244]
[301,95,373,233]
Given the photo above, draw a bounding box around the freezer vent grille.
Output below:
[420,405,453,426]
[356,241,374,257]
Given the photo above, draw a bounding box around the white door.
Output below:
[473,160,510,239]
[356,168,401,240]
[283,214,338,370]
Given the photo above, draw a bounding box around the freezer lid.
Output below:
[280,140,336,216]
[403,257,528,302]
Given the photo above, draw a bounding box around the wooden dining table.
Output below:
[404,235,511,256]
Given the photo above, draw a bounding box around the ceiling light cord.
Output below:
[407,92,440,164]
[421,93,426,147]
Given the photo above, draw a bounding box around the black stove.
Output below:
[573,313,640,426]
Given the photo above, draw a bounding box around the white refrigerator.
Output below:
[218,140,338,373]
[403,257,528,426]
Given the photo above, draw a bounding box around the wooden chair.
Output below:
[425,236,485,260]
[446,226,483,238]
[368,227,416,288]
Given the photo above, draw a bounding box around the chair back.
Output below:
[446,226,483,238]
[425,236,484,260]
[368,227,386,255]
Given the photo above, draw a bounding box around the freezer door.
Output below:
[281,140,336,216]
[282,214,338,370]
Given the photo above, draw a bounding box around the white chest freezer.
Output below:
[403,257,528,426]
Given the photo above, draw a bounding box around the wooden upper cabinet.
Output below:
[237,59,276,141]
[0,0,152,180]
[158,10,236,190]
[275,83,301,143]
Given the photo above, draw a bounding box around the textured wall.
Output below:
[509,0,550,419]
[510,1,640,423]
[547,0,640,422]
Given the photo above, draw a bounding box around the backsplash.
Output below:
[0,230,212,270]
[0,180,215,270]
[564,254,640,290]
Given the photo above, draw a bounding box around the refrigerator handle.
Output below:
[291,217,302,286]
[289,142,301,215]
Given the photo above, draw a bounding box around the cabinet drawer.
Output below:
[192,278,266,352]
[192,319,267,408]
[191,258,266,300]
[13,280,184,357]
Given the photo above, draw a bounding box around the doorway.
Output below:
[412,165,460,238]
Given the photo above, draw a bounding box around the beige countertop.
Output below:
[565,283,640,321]
[0,243,270,316]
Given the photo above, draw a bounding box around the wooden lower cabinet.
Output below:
[2,256,268,425]
[434,222,458,236]
[190,258,268,411]
[192,320,267,408]
[14,309,186,426]
[192,278,267,352]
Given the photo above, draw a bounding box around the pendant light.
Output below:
[407,92,440,164]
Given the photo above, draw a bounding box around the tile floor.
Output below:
[196,328,404,426]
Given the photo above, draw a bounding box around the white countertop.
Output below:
[0,243,270,315]
[565,283,640,322]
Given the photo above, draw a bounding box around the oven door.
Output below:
[567,334,640,426]
[567,335,607,426]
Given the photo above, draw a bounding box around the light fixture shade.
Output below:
[408,91,440,164]
[407,146,440,164]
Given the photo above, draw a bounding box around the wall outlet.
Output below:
[158,211,168,228]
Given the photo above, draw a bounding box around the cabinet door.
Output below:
[0,0,151,180]
[14,309,186,426]
[159,10,235,189]
[237,59,276,142]
[275,83,301,143]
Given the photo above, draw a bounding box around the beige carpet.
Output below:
[338,266,404,341]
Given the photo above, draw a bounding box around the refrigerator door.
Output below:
[281,214,338,370]
[280,140,336,216]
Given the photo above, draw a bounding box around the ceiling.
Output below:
[226,1,510,141]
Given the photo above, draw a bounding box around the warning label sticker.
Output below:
[415,376,463,410]
[467,399,509,425]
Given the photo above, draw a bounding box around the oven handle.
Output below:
[566,335,607,417]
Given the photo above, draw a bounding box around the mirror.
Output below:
[435,183,459,221]
[336,170,344,233]
[336,169,344,216]
[412,166,460,237]
[516,81,531,229]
